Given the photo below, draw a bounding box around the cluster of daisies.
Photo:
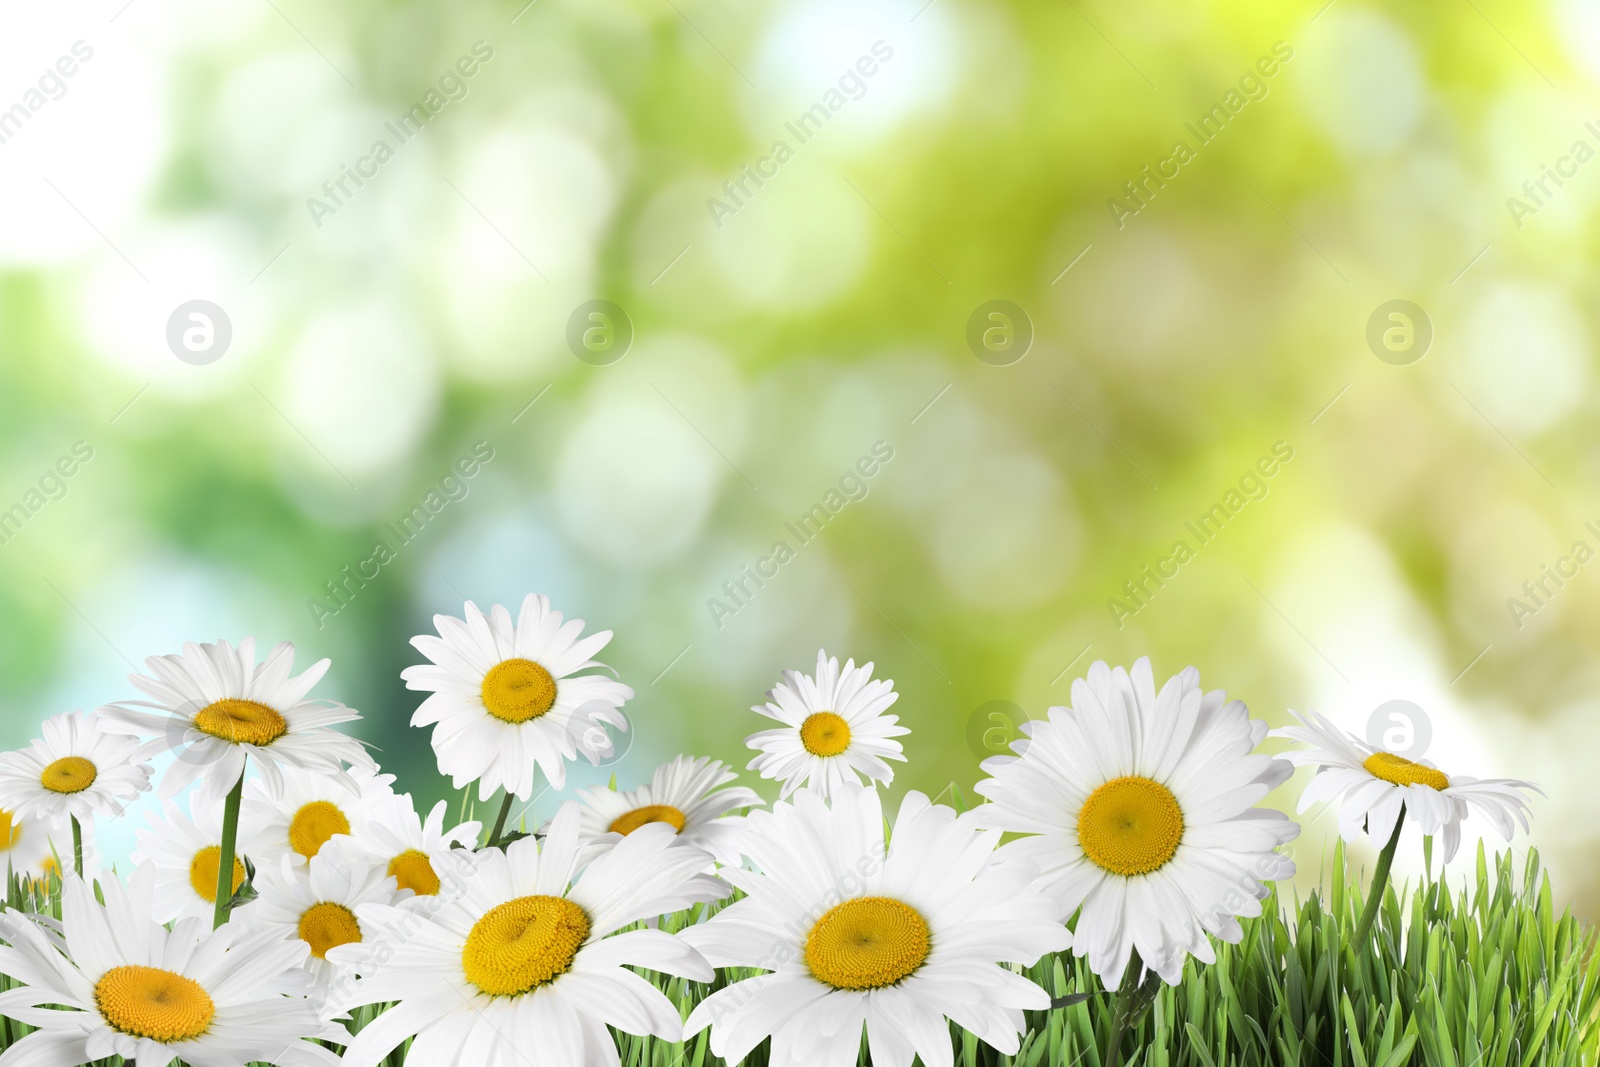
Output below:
[0,594,1541,1067]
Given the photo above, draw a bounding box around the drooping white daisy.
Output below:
[99,638,374,807]
[341,791,482,897]
[1271,707,1540,861]
[242,763,395,868]
[130,798,257,925]
[975,658,1300,987]
[0,711,152,828]
[249,846,405,990]
[331,802,725,1067]
[745,650,908,800]
[402,594,635,800]
[565,755,762,864]
[682,783,1071,1067]
[0,865,345,1066]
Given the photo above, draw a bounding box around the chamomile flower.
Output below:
[0,711,151,828]
[1271,708,1540,861]
[0,806,84,884]
[250,846,405,989]
[242,763,395,868]
[99,638,374,807]
[566,755,762,864]
[331,802,725,1067]
[402,594,634,800]
[0,865,344,1066]
[682,784,1071,1067]
[131,798,258,925]
[975,658,1300,987]
[745,650,908,799]
[341,791,482,897]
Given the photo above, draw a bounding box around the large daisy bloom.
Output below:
[342,792,482,898]
[402,594,634,800]
[242,763,395,868]
[682,784,1070,1067]
[131,798,257,925]
[745,650,908,799]
[0,865,344,1066]
[249,846,405,990]
[99,638,374,807]
[565,754,762,864]
[1271,708,1540,862]
[974,658,1300,987]
[0,711,152,828]
[331,802,725,1067]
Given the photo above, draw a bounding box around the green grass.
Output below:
[0,845,1594,1066]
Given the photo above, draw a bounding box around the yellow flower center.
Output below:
[298,902,362,959]
[388,849,441,895]
[1077,776,1185,876]
[187,845,246,903]
[480,659,558,724]
[288,801,350,860]
[94,965,215,1043]
[0,808,20,850]
[461,895,590,997]
[193,698,288,746]
[40,756,97,794]
[799,712,852,756]
[608,804,687,836]
[804,896,931,990]
[1363,751,1449,791]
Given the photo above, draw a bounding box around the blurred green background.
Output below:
[0,0,1594,915]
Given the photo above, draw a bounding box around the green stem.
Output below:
[69,816,82,879]
[1352,807,1407,948]
[486,791,516,850]
[213,770,246,929]
[1105,950,1145,1067]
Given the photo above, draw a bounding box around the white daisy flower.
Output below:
[341,791,482,897]
[402,594,634,801]
[0,865,344,1066]
[249,846,405,990]
[975,658,1300,987]
[130,798,257,925]
[0,806,86,884]
[682,783,1071,1067]
[565,755,763,864]
[745,650,908,800]
[0,711,152,828]
[242,763,395,869]
[1271,707,1540,862]
[331,802,725,1067]
[99,638,374,807]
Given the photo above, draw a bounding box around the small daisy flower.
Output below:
[99,638,374,807]
[342,791,482,897]
[402,594,634,800]
[1271,707,1540,862]
[566,755,762,864]
[682,784,1071,1067]
[249,846,405,990]
[745,650,908,800]
[975,658,1300,987]
[0,806,84,883]
[0,865,345,1066]
[242,763,395,869]
[131,798,258,925]
[0,711,152,828]
[331,802,725,1067]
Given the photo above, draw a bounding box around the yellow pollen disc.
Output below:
[288,801,350,860]
[608,804,687,836]
[188,845,247,903]
[192,698,288,746]
[800,712,852,757]
[1364,752,1449,791]
[94,965,215,1043]
[462,895,590,997]
[0,809,20,850]
[480,659,558,724]
[804,896,931,990]
[388,849,441,895]
[1077,776,1185,877]
[40,756,97,794]
[298,902,362,959]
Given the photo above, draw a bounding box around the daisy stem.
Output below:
[213,770,246,929]
[1105,950,1145,1067]
[69,816,82,879]
[1352,807,1407,949]
[486,790,515,849]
